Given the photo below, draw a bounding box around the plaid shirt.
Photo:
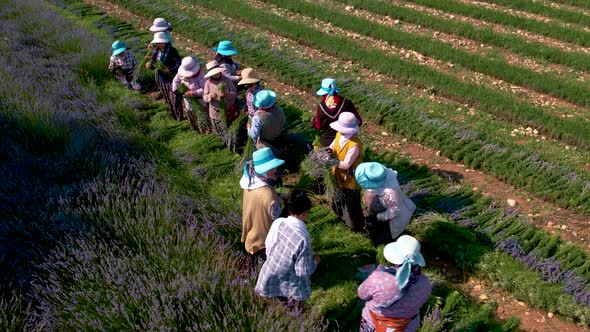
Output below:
[358,270,431,332]
[109,51,138,72]
[255,216,317,301]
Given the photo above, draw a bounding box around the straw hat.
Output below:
[253,147,285,175]
[150,32,169,44]
[149,18,172,32]
[212,40,238,56]
[329,112,359,135]
[355,162,387,190]
[111,40,127,56]
[253,90,277,109]
[237,68,261,85]
[383,235,426,267]
[178,57,201,77]
[204,60,224,78]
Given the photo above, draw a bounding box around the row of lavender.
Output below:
[0,0,326,330]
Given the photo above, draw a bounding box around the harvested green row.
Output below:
[409,214,590,325]
[190,0,590,149]
[335,0,590,73]
[104,0,590,214]
[477,0,590,27]
[262,0,590,109]
[550,0,590,10]
[406,0,590,48]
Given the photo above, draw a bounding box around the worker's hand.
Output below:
[314,255,321,264]
[145,62,153,69]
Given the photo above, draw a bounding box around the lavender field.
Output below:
[3,0,590,331]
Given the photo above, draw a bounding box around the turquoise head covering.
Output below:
[316,78,340,96]
[383,235,426,289]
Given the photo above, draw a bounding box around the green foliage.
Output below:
[339,0,590,72]
[409,213,489,269]
[478,251,590,325]
[264,0,590,109]
[192,0,590,147]
[408,0,590,47]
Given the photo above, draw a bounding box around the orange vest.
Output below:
[370,310,412,332]
[331,132,362,190]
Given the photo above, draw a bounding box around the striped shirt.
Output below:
[255,216,317,301]
[358,269,431,332]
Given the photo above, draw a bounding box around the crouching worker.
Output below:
[255,189,320,311]
[109,40,140,90]
[358,236,432,332]
[355,162,416,246]
[240,148,285,275]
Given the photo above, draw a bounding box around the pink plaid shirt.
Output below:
[358,269,431,332]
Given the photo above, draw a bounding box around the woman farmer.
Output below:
[311,78,363,147]
[255,189,320,311]
[202,60,239,137]
[146,32,183,120]
[149,17,174,45]
[248,89,287,156]
[358,235,432,332]
[213,40,241,85]
[329,112,364,231]
[240,147,285,275]
[172,57,209,132]
[238,68,264,119]
[108,40,140,90]
[355,162,416,246]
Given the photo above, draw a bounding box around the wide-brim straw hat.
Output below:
[329,112,359,135]
[237,68,261,85]
[253,90,277,108]
[149,18,172,32]
[253,147,285,175]
[178,57,201,77]
[355,162,387,190]
[111,40,127,56]
[150,32,169,44]
[383,235,426,267]
[204,67,224,78]
[212,40,238,56]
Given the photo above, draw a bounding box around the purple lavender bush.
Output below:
[0,0,328,330]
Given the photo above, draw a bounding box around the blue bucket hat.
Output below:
[253,90,277,109]
[111,40,127,56]
[253,147,285,175]
[316,78,340,96]
[355,162,387,189]
[212,40,238,56]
